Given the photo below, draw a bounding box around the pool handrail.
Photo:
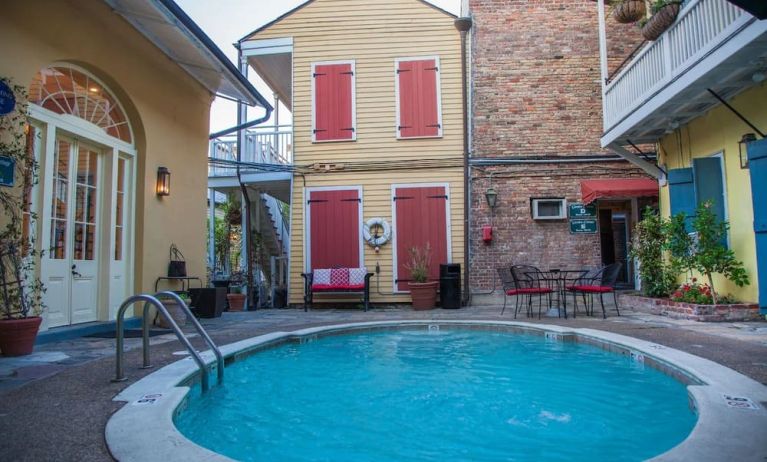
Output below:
[112,294,214,392]
[155,290,224,386]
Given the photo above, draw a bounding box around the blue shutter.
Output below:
[693,157,727,248]
[668,168,695,232]
[747,138,767,314]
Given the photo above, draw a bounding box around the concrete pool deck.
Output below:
[1,305,766,461]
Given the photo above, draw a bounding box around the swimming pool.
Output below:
[107,321,767,462]
[174,328,695,461]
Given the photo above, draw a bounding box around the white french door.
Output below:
[42,137,103,327]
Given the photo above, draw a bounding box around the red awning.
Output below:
[581,178,659,205]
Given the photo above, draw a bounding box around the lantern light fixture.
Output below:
[156,166,171,196]
[485,187,498,210]
[738,133,757,169]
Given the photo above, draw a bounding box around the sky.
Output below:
[175,0,461,133]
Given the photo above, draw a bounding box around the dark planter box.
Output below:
[189,287,226,318]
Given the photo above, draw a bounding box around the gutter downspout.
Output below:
[233,44,273,310]
[455,16,473,306]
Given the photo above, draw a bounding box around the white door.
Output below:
[41,137,102,327]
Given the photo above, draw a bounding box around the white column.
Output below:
[597,0,609,132]
[208,188,216,271]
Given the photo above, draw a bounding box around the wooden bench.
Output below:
[301,267,374,312]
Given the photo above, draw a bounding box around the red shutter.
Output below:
[309,189,360,269]
[394,186,448,291]
[397,59,440,138]
[313,63,354,141]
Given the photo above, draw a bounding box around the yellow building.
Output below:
[223,0,466,306]
[596,0,766,311]
[0,0,269,330]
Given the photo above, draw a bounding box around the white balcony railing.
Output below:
[208,125,292,177]
[603,0,750,132]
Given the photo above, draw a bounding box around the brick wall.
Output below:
[468,0,652,290]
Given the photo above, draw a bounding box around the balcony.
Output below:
[601,0,767,147]
[208,125,293,201]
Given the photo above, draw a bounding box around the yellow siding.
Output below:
[249,0,464,304]
[658,83,766,303]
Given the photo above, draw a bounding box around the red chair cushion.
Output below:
[312,284,366,292]
[567,285,613,293]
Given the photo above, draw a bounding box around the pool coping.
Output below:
[105,320,767,462]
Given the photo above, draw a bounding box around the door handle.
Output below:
[71,264,82,278]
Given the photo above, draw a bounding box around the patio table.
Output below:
[527,269,587,319]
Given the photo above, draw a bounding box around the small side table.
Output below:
[154,276,203,293]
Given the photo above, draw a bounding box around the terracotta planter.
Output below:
[408,281,439,310]
[227,293,246,311]
[156,301,188,329]
[612,0,646,24]
[642,3,681,41]
[0,317,42,356]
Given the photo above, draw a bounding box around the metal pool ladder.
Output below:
[112,291,224,392]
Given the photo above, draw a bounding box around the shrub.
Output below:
[690,201,749,304]
[630,208,677,297]
[670,278,739,305]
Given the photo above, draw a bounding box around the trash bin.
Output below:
[439,263,461,309]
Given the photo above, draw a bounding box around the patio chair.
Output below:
[511,265,553,319]
[497,266,523,316]
[566,263,622,319]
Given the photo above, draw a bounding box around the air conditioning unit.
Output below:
[531,198,567,220]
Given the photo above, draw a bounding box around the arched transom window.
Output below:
[29,66,132,143]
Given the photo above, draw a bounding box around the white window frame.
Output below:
[390,182,452,293]
[303,185,364,272]
[531,198,567,220]
[394,56,444,140]
[310,60,356,143]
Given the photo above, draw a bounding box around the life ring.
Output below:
[363,217,391,247]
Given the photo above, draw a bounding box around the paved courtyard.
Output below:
[0,304,766,461]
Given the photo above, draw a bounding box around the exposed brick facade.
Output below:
[468,0,652,290]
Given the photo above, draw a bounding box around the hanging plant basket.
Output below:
[226,207,242,225]
[613,0,646,24]
[642,2,681,41]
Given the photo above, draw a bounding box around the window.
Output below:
[531,198,567,220]
[396,57,442,139]
[311,61,355,142]
[29,66,132,143]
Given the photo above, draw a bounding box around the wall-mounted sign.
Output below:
[0,156,15,187]
[0,81,16,116]
[568,203,597,219]
[570,219,597,234]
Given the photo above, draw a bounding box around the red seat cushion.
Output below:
[508,287,553,294]
[567,285,613,293]
[312,284,366,292]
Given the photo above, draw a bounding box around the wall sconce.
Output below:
[738,133,756,169]
[156,167,171,196]
[485,187,498,210]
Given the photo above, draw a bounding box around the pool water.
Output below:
[176,329,696,462]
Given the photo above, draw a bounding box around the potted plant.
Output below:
[641,0,682,41]
[156,292,190,329]
[0,78,45,356]
[406,244,438,310]
[227,285,246,311]
[610,0,646,24]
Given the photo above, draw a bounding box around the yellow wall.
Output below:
[658,82,766,303]
[1,0,213,324]
[248,0,465,304]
